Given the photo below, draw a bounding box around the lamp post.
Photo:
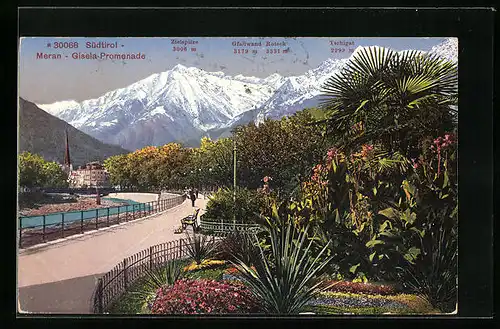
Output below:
[90,163,100,205]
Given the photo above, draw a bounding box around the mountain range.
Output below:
[36,38,458,151]
[19,98,129,166]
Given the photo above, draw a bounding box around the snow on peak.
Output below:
[172,63,188,71]
[37,100,80,115]
[429,37,458,62]
[37,40,456,150]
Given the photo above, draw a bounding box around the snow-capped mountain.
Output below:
[38,38,457,150]
[429,37,458,63]
[255,58,350,122]
[39,64,283,150]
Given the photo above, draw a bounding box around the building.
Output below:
[68,162,110,188]
[61,130,109,188]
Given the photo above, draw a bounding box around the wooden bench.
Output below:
[181,208,200,231]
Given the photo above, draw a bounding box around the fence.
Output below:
[199,217,263,236]
[19,194,186,249]
[38,187,117,195]
[91,236,215,313]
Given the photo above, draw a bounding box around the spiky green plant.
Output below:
[215,230,261,265]
[231,223,334,314]
[396,221,457,313]
[184,230,217,264]
[128,260,184,312]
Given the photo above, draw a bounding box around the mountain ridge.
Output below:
[36,38,458,150]
[19,98,129,166]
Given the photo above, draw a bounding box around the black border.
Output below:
[9,6,495,328]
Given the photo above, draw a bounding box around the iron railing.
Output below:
[91,236,216,313]
[199,217,263,236]
[19,194,186,249]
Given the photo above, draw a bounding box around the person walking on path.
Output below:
[195,188,199,199]
[156,192,161,207]
[189,189,196,207]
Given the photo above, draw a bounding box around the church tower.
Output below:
[63,129,73,173]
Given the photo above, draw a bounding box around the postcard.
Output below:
[18,36,458,316]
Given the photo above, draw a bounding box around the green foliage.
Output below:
[390,141,457,313]
[193,137,234,188]
[293,127,457,296]
[42,161,69,188]
[203,187,266,223]
[215,230,261,265]
[320,47,457,155]
[185,266,226,281]
[103,154,131,188]
[18,151,68,188]
[234,110,328,193]
[184,230,217,264]
[232,223,334,314]
[103,143,191,190]
[126,260,185,313]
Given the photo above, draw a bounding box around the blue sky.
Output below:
[19,37,448,104]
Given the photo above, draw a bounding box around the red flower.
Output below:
[326,147,339,163]
[411,158,420,169]
[150,279,258,314]
[360,144,374,157]
[263,176,272,183]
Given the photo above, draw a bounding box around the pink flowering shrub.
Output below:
[429,133,456,176]
[150,279,260,314]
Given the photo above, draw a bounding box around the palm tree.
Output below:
[319,46,458,156]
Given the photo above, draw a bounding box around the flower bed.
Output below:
[324,280,402,296]
[150,279,260,314]
[183,259,226,272]
[304,291,438,315]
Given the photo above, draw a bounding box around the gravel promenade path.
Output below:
[18,193,208,314]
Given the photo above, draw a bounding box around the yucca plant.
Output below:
[231,222,334,314]
[184,230,217,264]
[396,220,457,313]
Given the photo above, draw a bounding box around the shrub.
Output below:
[215,230,261,265]
[203,187,266,223]
[396,223,457,313]
[150,279,260,314]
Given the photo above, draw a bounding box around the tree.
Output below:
[234,110,327,194]
[18,152,68,188]
[320,47,458,156]
[196,137,233,189]
[18,152,46,188]
[104,154,132,188]
[42,162,69,188]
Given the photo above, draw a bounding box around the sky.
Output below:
[19,37,448,104]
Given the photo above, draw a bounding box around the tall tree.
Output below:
[18,152,68,188]
[234,110,327,194]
